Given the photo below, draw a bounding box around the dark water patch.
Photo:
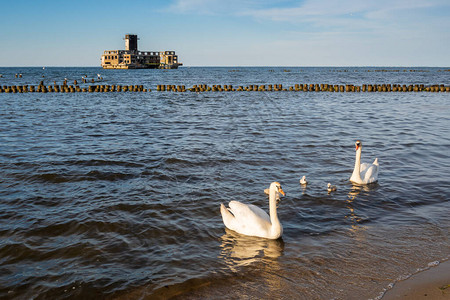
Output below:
[64,159,144,168]
[23,220,87,238]
[27,195,66,208]
[11,170,138,183]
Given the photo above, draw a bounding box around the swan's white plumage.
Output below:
[350,141,379,184]
[228,201,270,225]
[327,183,337,192]
[221,182,285,239]
[300,175,307,185]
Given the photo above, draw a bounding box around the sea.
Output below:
[0,66,449,299]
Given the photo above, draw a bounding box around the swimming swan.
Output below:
[300,175,308,185]
[327,183,337,192]
[221,182,285,239]
[350,140,379,184]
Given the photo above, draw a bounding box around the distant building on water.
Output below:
[101,34,182,69]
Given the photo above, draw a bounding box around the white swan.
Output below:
[350,140,379,184]
[300,175,307,185]
[221,182,285,239]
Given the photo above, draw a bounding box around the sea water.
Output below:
[0,67,449,299]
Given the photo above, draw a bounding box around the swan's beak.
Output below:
[355,145,360,151]
[278,188,286,196]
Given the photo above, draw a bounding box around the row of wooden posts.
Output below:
[0,83,148,93]
[160,84,449,92]
[1,83,449,93]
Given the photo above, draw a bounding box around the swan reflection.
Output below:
[346,185,370,228]
[300,185,307,195]
[346,183,378,237]
[219,229,284,271]
[349,182,376,194]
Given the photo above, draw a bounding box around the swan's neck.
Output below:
[351,148,362,182]
[269,189,282,236]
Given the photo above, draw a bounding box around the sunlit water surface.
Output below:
[0,67,449,299]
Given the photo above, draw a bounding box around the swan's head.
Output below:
[355,140,362,151]
[270,182,286,196]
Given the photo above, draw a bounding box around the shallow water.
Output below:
[0,67,449,299]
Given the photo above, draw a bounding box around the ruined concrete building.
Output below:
[101,34,182,69]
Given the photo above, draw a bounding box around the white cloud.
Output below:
[239,0,448,21]
[166,0,256,15]
[166,0,292,15]
[238,0,450,41]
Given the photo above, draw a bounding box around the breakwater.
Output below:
[1,82,449,93]
[157,83,450,92]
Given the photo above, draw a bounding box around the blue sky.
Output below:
[1,0,449,66]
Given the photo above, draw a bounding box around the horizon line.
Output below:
[1,65,449,68]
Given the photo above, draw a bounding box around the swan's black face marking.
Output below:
[276,185,286,197]
[355,140,361,150]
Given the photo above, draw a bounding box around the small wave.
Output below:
[22,219,139,240]
[83,170,135,181]
[36,173,71,183]
[163,157,192,165]
[18,170,137,183]
[427,260,440,267]
[66,159,144,168]
[162,156,236,167]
